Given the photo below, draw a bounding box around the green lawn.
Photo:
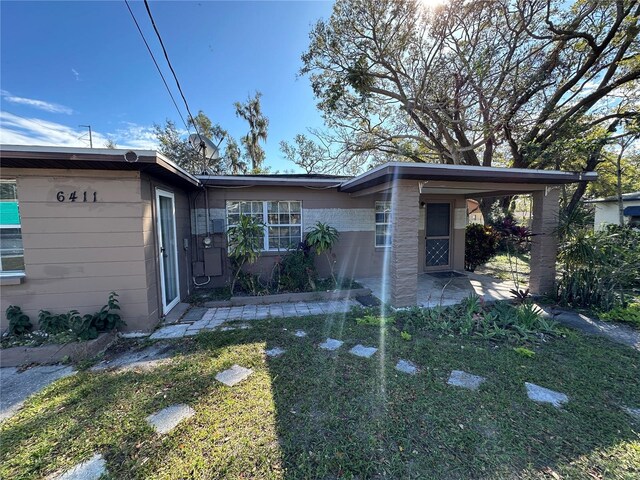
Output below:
[476,252,531,284]
[1,314,639,479]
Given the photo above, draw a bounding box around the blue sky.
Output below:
[0,0,334,171]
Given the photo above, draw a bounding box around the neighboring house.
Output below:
[0,145,596,332]
[466,199,484,224]
[587,192,640,230]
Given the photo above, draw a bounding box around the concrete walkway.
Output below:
[358,272,515,307]
[538,305,640,351]
[150,299,360,340]
[1,365,75,422]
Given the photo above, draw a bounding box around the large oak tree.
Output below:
[301,0,640,213]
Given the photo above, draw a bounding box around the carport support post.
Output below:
[390,180,420,307]
[529,187,560,297]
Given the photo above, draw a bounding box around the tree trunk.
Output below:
[617,146,624,226]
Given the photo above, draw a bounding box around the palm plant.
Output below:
[306,222,340,286]
[227,215,264,294]
[234,92,269,171]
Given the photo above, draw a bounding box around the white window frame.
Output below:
[226,200,303,251]
[375,201,392,248]
[0,179,25,276]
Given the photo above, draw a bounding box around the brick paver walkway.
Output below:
[150,300,360,340]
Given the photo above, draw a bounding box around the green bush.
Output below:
[306,222,339,284]
[39,310,70,335]
[598,303,640,328]
[227,214,265,294]
[464,224,500,271]
[557,225,640,310]
[391,296,558,342]
[274,248,317,292]
[5,305,32,336]
[27,292,123,343]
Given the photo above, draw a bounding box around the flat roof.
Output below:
[586,191,640,203]
[199,174,348,188]
[339,162,598,193]
[1,146,598,193]
[0,145,201,189]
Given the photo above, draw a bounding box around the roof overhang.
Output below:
[339,162,598,193]
[0,145,201,190]
[199,175,347,188]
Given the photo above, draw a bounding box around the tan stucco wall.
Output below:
[196,186,469,286]
[0,168,190,333]
[140,173,192,318]
[196,186,391,285]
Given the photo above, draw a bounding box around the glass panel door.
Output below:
[156,189,180,314]
[425,203,451,269]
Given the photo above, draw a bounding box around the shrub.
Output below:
[39,310,70,335]
[598,303,640,328]
[393,296,558,342]
[306,222,340,284]
[274,247,317,292]
[29,292,123,342]
[6,306,32,336]
[464,224,499,271]
[400,331,412,341]
[227,214,264,294]
[557,225,640,310]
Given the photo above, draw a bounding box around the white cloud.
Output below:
[0,90,74,115]
[0,111,159,150]
[71,68,80,81]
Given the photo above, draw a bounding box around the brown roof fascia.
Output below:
[339,164,598,193]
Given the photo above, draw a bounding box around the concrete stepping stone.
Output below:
[447,370,486,391]
[525,382,569,408]
[319,338,344,351]
[294,330,307,337]
[395,359,418,375]
[146,404,195,435]
[149,324,188,340]
[349,344,378,358]
[215,364,253,386]
[265,347,285,357]
[55,453,106,480]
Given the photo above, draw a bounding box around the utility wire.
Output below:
[142,0,204,147]
[124,0,191,134]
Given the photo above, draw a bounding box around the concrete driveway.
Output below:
[0,365,75,422]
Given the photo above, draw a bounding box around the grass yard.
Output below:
[476,252,531,284]
[1,313,639,479]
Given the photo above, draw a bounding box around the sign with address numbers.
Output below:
[56,191,97,202]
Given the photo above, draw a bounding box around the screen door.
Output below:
[425,203,451,269]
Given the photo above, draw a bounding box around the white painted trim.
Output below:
[225,200,304,252]
[155,188,181,315]
[340,161,598,189]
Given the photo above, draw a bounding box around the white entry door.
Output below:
[156,189,180,314]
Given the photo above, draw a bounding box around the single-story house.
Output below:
[0,145,596,332]
[587,192,640,230]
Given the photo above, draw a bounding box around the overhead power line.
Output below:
[123,0,191,134]
[142,0,204,147]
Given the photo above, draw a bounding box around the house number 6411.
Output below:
[56,191,97,202]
